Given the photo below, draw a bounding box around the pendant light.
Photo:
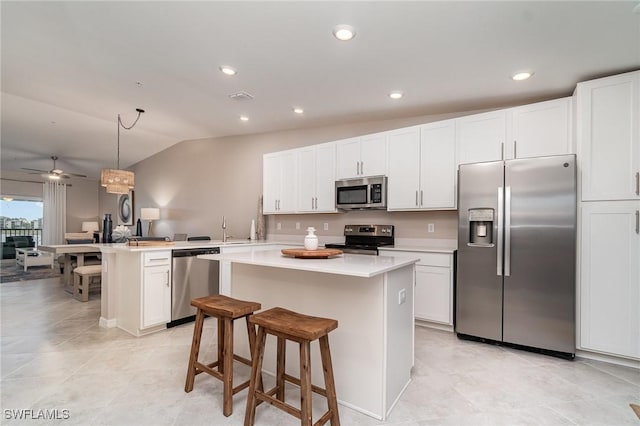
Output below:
[101,108,145,194]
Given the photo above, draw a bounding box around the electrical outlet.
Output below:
[398,288,406,305]
[428,223,435,233]
[295,222,300,230]
[277,222,282,230]
[323,223,329,231]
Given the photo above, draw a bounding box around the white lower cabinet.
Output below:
[580,201,640,359]
[142,264,171,328]
[380,249,454,327]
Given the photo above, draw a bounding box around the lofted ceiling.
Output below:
[1,1,639,180]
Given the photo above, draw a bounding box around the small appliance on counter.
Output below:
[325,224,394,255]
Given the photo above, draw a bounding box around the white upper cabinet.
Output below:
[297,142,337,213]
[420,120,457,209]
[387,127,421,209]
[263,150,297,214]
[456,110,507,165]
[577,71,640,201]
[336,133,387,179]
[387,121,456,211]
[508,97,573,159]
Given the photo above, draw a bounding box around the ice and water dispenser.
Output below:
[467,208,494,246]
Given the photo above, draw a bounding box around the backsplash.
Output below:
[266,210,457,240]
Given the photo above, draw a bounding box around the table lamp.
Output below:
[140,208,160,236]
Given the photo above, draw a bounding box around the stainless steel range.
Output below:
[325,224,394,255]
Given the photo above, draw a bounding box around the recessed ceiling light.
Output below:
[512,72,533,81]
[389,91,403,100]
[333,25,356,41]
[239,115,249,122]
[293,108,304,114]
[220,66,237,76]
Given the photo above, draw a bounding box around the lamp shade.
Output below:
[140,208,160,221]
[82,221,100,233]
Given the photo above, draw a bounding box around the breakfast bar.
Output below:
[198,249,419,421]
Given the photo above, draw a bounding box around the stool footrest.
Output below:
[283,372,328,398]
[233,354,252,367]
[255,390,302,419]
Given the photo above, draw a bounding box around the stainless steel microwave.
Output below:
[335,176,387,210]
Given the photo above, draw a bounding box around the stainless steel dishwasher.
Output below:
[169,247,220,327]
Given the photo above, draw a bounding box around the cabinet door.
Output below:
[578,71,639,201]
[509,97,573,159]
[415,265,452,324]
[279,150,298,213]
[336,137,361,179]
[387,127,421,210]
[420,120,456,209]
[360,132,387,177]
[314,142,337,212]
[297,147,316,212]
[580,201,640,358]
[142,265,171,328]
[456,110,506,165]
[263,153,281,214]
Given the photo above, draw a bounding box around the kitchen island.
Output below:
[96,241,292,336]
[198,249,419,421]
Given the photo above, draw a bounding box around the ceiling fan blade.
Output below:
[21,167,48,173]
[66,172,87,178]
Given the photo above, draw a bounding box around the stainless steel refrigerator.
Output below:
[456,154,576,357]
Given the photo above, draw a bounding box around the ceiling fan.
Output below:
[21,155,87,180]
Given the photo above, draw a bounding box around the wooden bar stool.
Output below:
[244,307,340,426]
[185,295,261,417]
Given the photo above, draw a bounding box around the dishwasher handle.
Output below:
[172,248,220,258]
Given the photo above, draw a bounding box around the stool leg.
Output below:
[246,315,264,393]
[245,326,266,426]
[276,337,286,401]
[218,317,225,374]
[185,309,205,392]
[320,335,340,426]
[73,273,80,300]
[300,340,312,426]
[222,317,234,417]
[80,275,90,302]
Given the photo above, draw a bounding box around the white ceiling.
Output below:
[1,1,639,180]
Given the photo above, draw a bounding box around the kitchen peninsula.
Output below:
[198,249,419,421]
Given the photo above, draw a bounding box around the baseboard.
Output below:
[576,349,640,369]
[415,319,453,332]
[99,317,116,328]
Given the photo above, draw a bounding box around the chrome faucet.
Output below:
[222,216,227,243]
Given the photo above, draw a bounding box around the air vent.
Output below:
[228,91,254,101]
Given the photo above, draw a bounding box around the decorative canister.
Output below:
[304,227,318,250]
[102,213,113,243]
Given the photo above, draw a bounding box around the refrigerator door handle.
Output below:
[504,186,512,277]
[497,186,504,276]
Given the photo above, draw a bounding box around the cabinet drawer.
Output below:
[143,251,171,267]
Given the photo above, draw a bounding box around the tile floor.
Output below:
[1,277,639,425]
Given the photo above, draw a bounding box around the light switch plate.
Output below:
[323,223,329,231]
[428,223,435,233]
[277,222,282,230]
[398,288,406,305]
[295,222,300,230]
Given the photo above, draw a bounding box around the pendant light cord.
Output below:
[116,108,145,169]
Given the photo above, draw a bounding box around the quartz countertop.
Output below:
[198,249,419,278]
[378,239,457,254]
[97,240,294,253]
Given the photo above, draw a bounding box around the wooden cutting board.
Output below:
[281,248,343,259]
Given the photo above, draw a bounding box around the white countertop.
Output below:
[379,238,457,254]
[198,249,419,278]
[97,240,287,253]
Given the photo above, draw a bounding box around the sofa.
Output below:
[2,236,35,259]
